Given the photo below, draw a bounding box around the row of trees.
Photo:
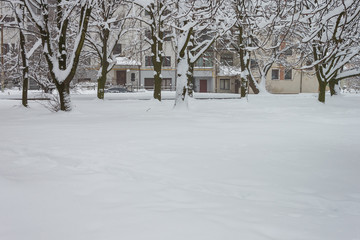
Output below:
[0,0,359,111]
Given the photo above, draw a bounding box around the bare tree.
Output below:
[86,0,132,99]
[131,0,174,101]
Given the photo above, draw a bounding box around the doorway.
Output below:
[199,79,207,93]
[116,71,126,86]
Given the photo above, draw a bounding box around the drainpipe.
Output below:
[1,23,4,92]
[300,62,303,93]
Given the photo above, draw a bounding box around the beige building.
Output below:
[1,2,320,94]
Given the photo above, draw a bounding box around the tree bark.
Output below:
[97,75,106,99]
[329,79,339,96]
[153,61,162,101]
[318,80,327,103]
[57,82,71,111]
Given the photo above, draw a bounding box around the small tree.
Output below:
[132,0,174,101]
[86,0,132,100]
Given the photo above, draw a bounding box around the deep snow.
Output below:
[0,91,360,240]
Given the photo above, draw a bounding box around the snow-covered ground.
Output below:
[1,91,360,240]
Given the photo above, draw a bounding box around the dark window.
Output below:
[284,48,293,56]
[162,56,171,67]
[3,44,9,55]
[145,30,152,40]
[163,9,171,16]
[195,52,213,67]
[250,59,258,69]
[145,56,153,66]
[78,78,91,83]
[144,78,154,89]
[82,57,91,65]
[162,78,171,90]
[164,31,171,41]
[285,68,292,80]
[3,16,15,23]
[113,44,121,55]
[131,73,136,81]
[305,60,314,70]
[220,53,233,66]
[272,69,279,80]
[220,79,230,90]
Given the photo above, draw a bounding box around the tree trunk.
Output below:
[248,76,260,94]
[57,82,71,111]
[174,57,189,108]
[187,61,195,97]
[22,78,28,107]
[329,79,340,96]
[97,75,106,99]
[17,7,28,108]
[318,80,327,103]
[153,63,162,101]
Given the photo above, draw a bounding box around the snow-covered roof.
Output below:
[116,57,141,66]
[218,66,241,77]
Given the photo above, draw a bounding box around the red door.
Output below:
[199,80,207,93]
[116,71,126,86]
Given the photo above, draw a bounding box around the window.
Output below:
[164,31,172,41]
[145,30,152,40]
[2,44,9,55]
[162,56,171,67]
[144,78,154,89]
[145,56,153,66]
[195,52,213,67]
[220,53,233,66]
[3,16,15,23]
[220,79,230,90]
[285,68,292,80]
[284,48,293,56]
[250,59,258,69]
[131,73,136,82]
[78,78,91,83]
[81,56,91,66]
[305,60,314,70]
[113,44,121,55]
[272,69,279,80]
[162,78,172,90]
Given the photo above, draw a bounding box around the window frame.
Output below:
[220,79,230,90]
[271,69,280,80]
[162,56,171,67]
[145,56,153,66]
[284,68,292,80]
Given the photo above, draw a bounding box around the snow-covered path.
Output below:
[1,93,360,240]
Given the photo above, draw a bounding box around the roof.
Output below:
[218,66,241,77]
[116,57,141,66]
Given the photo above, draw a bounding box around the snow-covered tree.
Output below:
[220,0,297,96]
[86,0,132,100]
[132,0,174,101]
[300,0,360,103]
[8,1,44,107]
[173,0,235,108]
[22,0,95,111]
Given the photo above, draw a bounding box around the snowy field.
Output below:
[1,91,360,240]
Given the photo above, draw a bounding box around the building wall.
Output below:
[266,64,318,94]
